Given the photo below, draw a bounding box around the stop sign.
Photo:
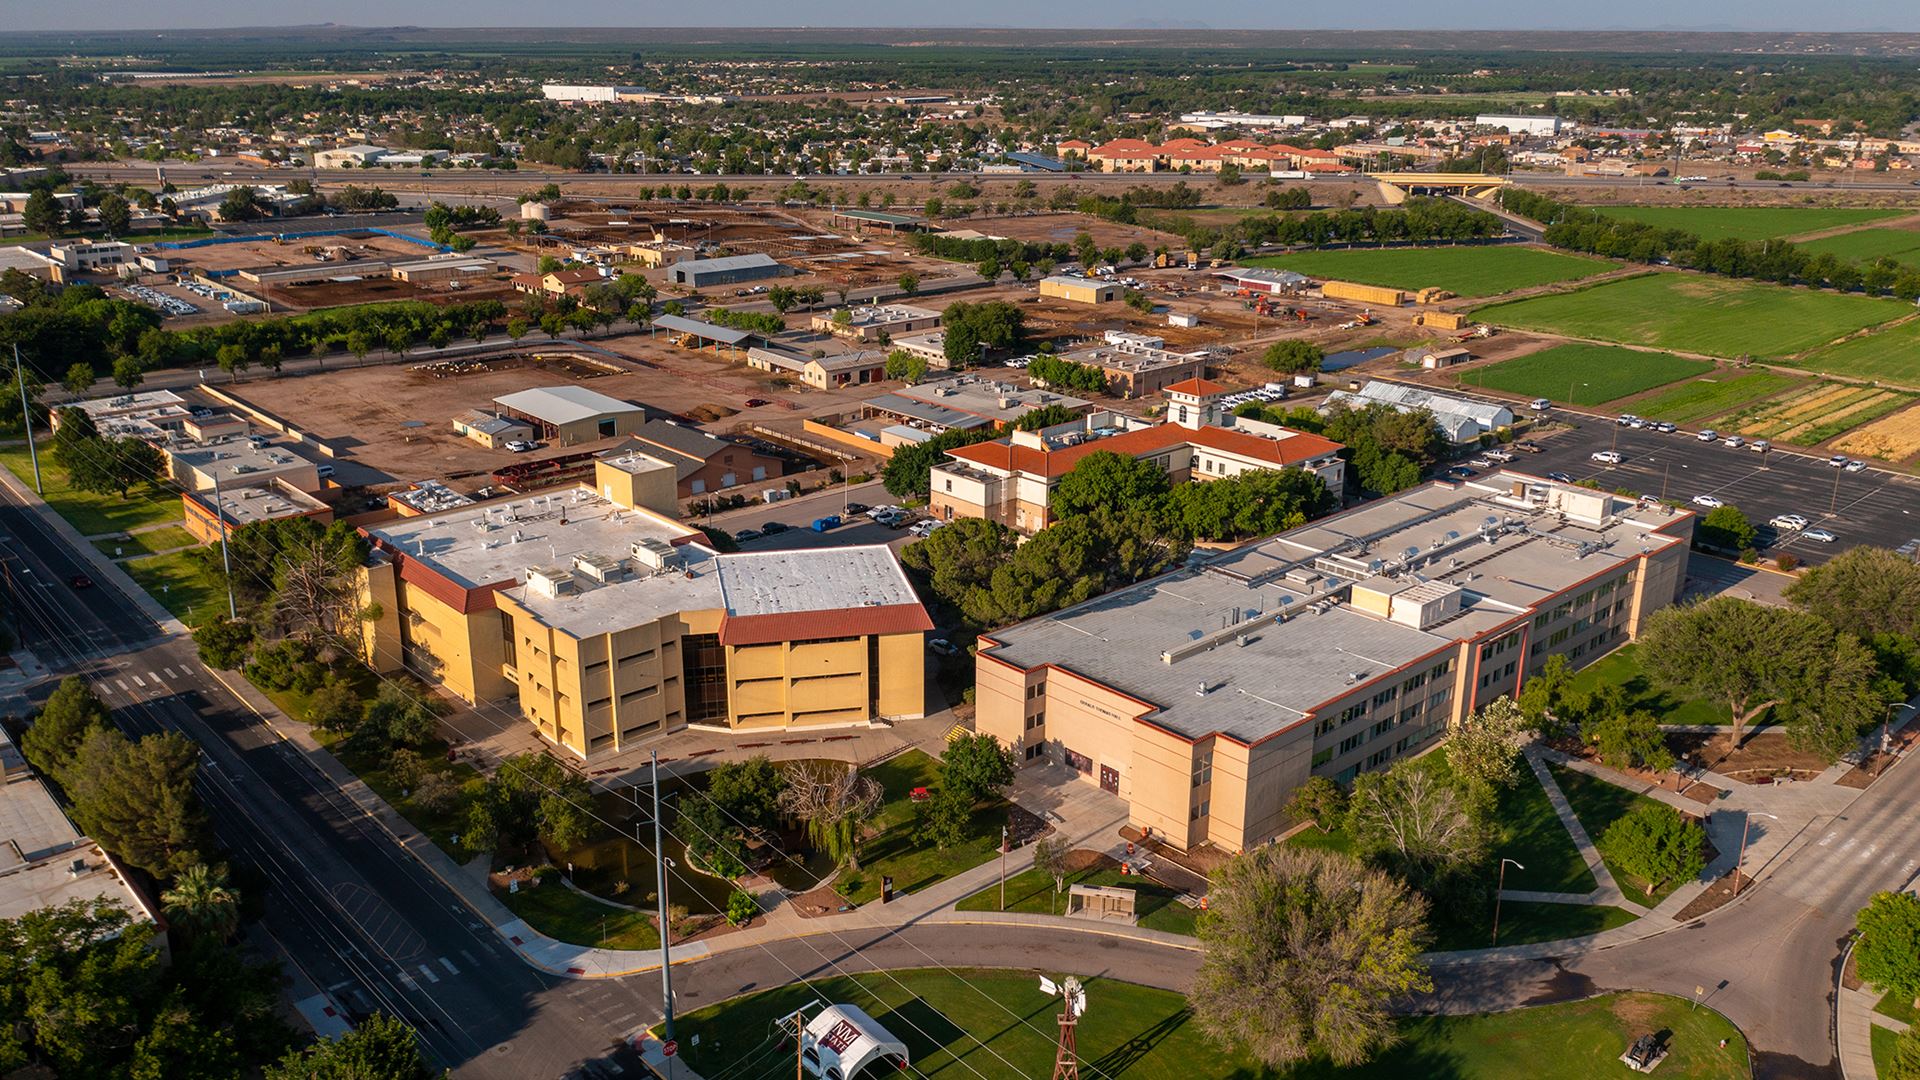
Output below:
[662,1040,678,1058]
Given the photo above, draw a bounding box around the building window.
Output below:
[1366,748,1393,770]
[1311,747,1334,768]
[1189,800,1210,821]
[680,633,728,723]
[1191,755,1213,787]
[1339,732,1365,754]
[1371,687,1397,709]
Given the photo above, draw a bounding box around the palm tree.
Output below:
[162,863,240,941]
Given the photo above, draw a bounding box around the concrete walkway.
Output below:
[1515,748,1645,913]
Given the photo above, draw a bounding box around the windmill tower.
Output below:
[1040,975,1086,1080]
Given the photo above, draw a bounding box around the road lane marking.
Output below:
[397,971,418,991]
[438,957,458,975]
[417,964,439,984]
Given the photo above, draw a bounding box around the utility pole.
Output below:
[652,751,675,1045]
[1491,858,1524,946]
[211,465,238,621]
[794,1010,806,1080]
[13,345,41,495]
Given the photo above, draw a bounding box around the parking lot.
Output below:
[688,480,929,554]
[1512,413,1920,562]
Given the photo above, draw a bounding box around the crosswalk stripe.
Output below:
[459,950,479,968]
[397,971,418,991]
[147,672,161,683]
[438,957,458,975]
[116,679,129,691]
[416,964,438,984]
[130,675,144,688]
[163,667,178,679]
[97,682,115,695]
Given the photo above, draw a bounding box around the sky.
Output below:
[8,1,1919,33]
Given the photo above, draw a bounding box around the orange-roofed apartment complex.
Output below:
[927,380,1346,535]
[357,455,931,759]
[1084,140,1314,173]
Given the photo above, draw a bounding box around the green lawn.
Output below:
[1242,245,1613,298]
[1874,1024,1906,1078]
[1876,988,1918,1026]
[1457,344,1713,405]
[835,750,1009,906]
[1548,763,1695,908]
[1491,757,1600,894]
[1474,274,1905,360]
[1630,372,1808,424]
[1429,901,1639,952]
[94,525,201,560]
[122,549,224,622]
[1590,205,1905,243]
[955,864,1201,936]
[1566,644,1736,726]
[0,442,184,536]
[1793,226,1920,266]
[496,870,659,951]
[1794,318,1920,387]
[675,972,1749,1080]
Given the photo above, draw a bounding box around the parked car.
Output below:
[866,505,901,520]
[68,574,93,589]
[1547,471,1574,483]
[1845,459,1869,473]
[1691,495,1724,509]
[733,528,763,543]
[1446,466,1477,479]
[505,440,537,453]
[1828,454,1850,468]
[1590,450,1624,464]
[1513,442,1543,454]
[1656,422,1678,434]
[1468,457,1494,468]
[927,638,959,657]
[1697,429,1719,442]
[1722,435,1745,449]
[1483,449,1516,464]
[1804,528,1838,543]
[316,464,335,479]
[1769,515,1809,531]
[844,502,870,516]
[761,521,790,534]
[1616,414,1638,426]
[1530,398,1552,411]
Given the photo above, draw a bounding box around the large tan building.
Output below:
[359,458,931,758]
[930,383,1346,535]
[973,473,1694,853]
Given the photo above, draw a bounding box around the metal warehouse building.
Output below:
[666,252,795,289]
[492,386,653,446]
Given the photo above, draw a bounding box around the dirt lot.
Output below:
[264,275,517,311]
[225,336,887,490]
[956,211,1186,252]
[172,232,433,275]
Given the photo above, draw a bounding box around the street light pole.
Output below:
[211,465,238,621]
[13,345,41,495]
[1733,811,1779,896]
[1491,858,1524,945]
[651,751,675,1044]
[1880,701,1910,769]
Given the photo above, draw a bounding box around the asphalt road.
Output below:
[0,495,661,1079]
[1426,745,1920,1080]
[1497,411,1920,564]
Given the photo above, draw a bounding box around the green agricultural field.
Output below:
[1792,227,1920,267]
[674,971,1750,1080]
[1795,319,1920,387]
[1630,371,1808,424]
[1243,246,1612,298]
[1474,274,1904,359]
[1457,344,1712,405]
[1590,205,1905,243]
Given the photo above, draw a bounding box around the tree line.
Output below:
[1502,187,1920,300]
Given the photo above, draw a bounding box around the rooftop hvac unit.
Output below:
[572,552,627,583]
[630,537,679,572]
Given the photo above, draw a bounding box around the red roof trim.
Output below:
[718,603,933,647]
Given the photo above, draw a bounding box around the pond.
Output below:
[539,768,841,914]
[1321,345,1402,372]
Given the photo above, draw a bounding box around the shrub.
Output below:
[726,889,759,926]
[1598,803,1705,894]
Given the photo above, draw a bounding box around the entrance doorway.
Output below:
[1099,765,1120,794]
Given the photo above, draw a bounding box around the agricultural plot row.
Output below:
[1457,344,1711,405]
[1791,226,1920,268]
[1794,318,1920,388]
[1587,205,1907,243]
[1724,382,1917,447]
[1831,402,1920,463]
[1628,371,1808,424]
[1243,245,1614,299]
[1473,274,1904,360]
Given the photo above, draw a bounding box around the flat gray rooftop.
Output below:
[370,489,698,591]
[718,545,921,617]
[983,471,1690,744]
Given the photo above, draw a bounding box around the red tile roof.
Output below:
[718,603,933,646]
[1164,377,1230,397]
[946,423,1343,481]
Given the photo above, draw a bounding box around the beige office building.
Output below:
[973,473,1694,853]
